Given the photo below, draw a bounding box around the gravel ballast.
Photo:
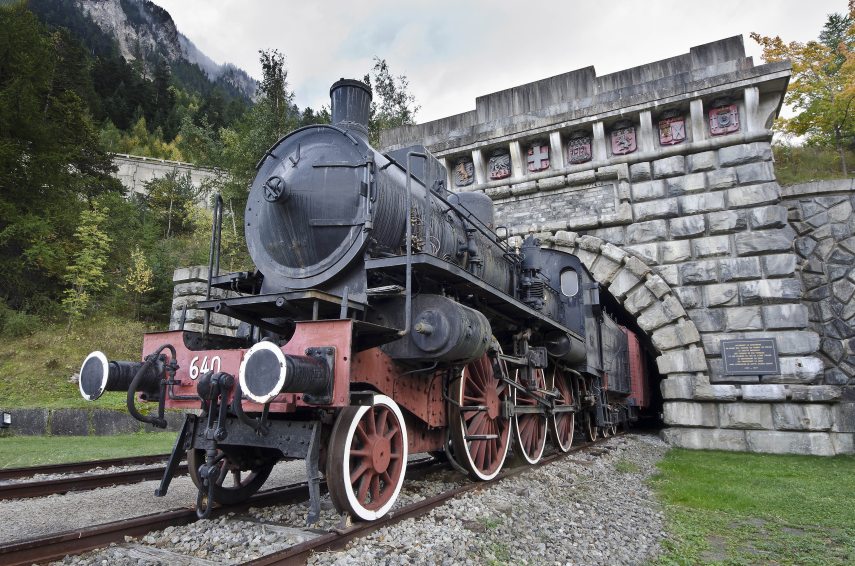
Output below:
[310,433,667,565]
[44,434,667,565]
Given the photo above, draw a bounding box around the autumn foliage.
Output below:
[751,2,855,174]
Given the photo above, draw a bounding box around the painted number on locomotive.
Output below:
[189,355,222,380]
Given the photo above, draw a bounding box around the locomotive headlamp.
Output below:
[239,342,332,404]
[79,351,111,401]
[78,350,162,401]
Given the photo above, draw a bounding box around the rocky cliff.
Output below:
[76,0,256,99]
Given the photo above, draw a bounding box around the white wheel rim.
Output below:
[340,395,408,521]
[456,376,509,481]
[549,370,574,453]
[512,369,547,465]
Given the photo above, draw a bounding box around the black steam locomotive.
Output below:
[79,79,650,523]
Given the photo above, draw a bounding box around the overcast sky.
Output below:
[153,0,846,123]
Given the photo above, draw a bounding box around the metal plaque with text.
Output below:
[721,339,779,375]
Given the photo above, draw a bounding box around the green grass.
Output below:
[0,431,177,468]
[0,313,157,410]
[773,145,855,186]
[651,449,855,565]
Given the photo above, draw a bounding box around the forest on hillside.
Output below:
[0,2,418,335]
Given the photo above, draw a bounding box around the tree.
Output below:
[145,171,200,238]
[258,49,296,140]
[176,114,222,166]
[121,245,154,320]
[216,49,300,230]
[752,4,855,174]
[62,205,111,331]
[363,57,420,146]
[0,4,121,311]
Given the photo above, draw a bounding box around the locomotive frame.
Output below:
[78,78,651,524]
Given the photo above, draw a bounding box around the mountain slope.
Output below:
[30,0,256,101]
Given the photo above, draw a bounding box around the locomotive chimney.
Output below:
[330,78,372,140]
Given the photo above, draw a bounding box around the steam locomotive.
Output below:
[79,79,650,523]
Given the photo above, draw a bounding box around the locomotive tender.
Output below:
[79,79,649,523]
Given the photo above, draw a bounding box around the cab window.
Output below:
[560,268,579,297]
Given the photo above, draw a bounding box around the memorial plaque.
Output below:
[721,338,779,375]
[454,158,475,187]
[527,142,550,172]
[488,150,511,180]
[566,133,592,164]
[709,103,740,136]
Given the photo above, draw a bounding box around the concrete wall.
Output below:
[1,408,185,436]
[382,36,854,455]
[112,154,219,204]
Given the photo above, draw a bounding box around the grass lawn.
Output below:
[652,448,855,565]
[0,432,177,468]
[0,314,156,410]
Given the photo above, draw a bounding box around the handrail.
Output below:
[400,152,427,337]
[203,194,224,335]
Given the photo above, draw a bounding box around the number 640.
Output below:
[188,355,221,380]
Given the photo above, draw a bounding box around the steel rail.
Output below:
[244,437,613,566]
[0,454,170,481]
[0,458,443,566]
[0,480,313,566]
[0,439,613,566]
[0,464,189,500]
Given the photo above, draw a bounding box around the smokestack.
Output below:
[330,78,372,139]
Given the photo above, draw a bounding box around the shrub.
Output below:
[1,308,42,337]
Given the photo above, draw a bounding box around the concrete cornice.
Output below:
[381,36,792,154]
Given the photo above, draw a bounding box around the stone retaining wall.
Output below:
[782,180,855,385]
[0,408,185,436]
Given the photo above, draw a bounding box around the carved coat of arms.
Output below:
[454,158,475,187]
[610,121,637,155]
[526,142,550,172]
[566,133,592,164]
[709,103,740,136]
[658,114,686,145]
[488,150,511,180]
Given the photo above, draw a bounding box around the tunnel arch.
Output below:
[535,230,711,382]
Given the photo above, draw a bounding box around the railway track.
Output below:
[0,439,612,566]
[0,463,189,500]
[0,454,170,481]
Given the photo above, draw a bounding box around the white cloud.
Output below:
[153,0,845,123]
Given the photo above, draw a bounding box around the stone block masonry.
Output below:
[383,36,854,455]
[171,266,240,336]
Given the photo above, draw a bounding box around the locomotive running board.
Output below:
[365,253,582,340]
[197,289,368,332]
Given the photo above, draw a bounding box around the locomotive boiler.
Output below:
[79,79,650,524]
